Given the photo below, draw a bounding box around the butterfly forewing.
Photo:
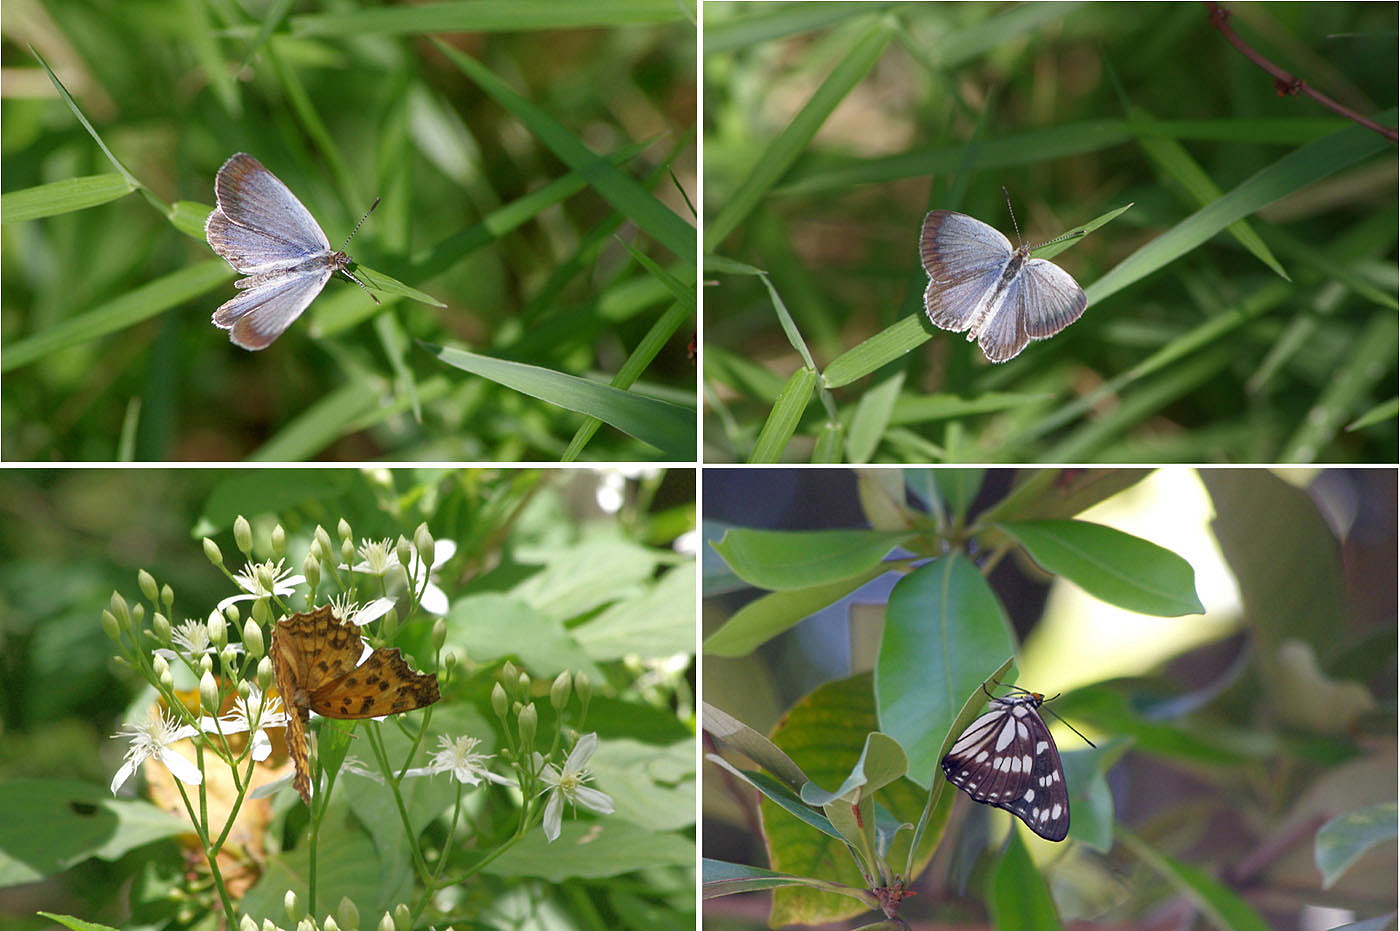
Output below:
[941,691,1070,842]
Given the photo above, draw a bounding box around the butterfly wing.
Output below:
[211,266,333,350]
[941,696,1070,842]
[920,210,1014,334]
[1017,258,1087,341]
[306,646,441,719]
[206,153,331,273]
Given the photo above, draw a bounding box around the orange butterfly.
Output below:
[270,606,440,804]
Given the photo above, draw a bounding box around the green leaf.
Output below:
[750,367,818,463]
[1316,802,1398,889]
[989,831,1061,928]
[1120,830,1272,931]
[876,555,1016,783]
[703,561,894,656]
[484,819,695,880]
[435,38,694,264]
[423,344,695,460]
[706,16,894,249]
[1,173,137,223]
[0,781,186,887]
[998,519,1204,616]
[710,527,913,590]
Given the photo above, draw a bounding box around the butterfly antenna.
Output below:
[338,197,382,305]
[342,196,381,249]
[1002,185,1023,247]
[1041,704,1096,748]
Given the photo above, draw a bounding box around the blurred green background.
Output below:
[702,2,1397,463]
[3,1,696,461]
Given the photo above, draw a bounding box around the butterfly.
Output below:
[270,605,440,805]
[940,685,1092,842]
[919,198,1087,363]
[205,153,379,350]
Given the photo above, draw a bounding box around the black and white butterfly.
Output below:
[940,685,1092,842]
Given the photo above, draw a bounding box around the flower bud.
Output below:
[315,524,333,556]
[378,912,396,931]
[574,671,591,707]
[491,682,509,719]
[338,518,352,542]
[207,612,227,649]
[152,612,172,645]
[257,656,274,692]
[323,917,341,931]
[153,653,170,680]
[341,537,356,566]
[200,670,220,714]
[159,663,174,691]
[101,610,121,642]
[239,915,258,931]
[138,570,158,602]
[109,592,131,628]
[550,671,571,711]
[203,538,223,566]
[270,525,286,558]
[396,537,414,575]
[393,904,411,931]
[199,654,214,677]
[161,584,174,609]
[414,523,435,572]
[302,553,321,591]
[337,896,358,931]
[517,671,530,698]
[432,618,446,651]
[517,702,537,748]
[234,516,253,556]
[501,661,519,696]
[283,890,299,923]
[244,619,265,659]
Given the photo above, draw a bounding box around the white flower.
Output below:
[110,711,202,794]
[328,594,396,628]
[198,685,286,762]
[216,559,305,612]
[536,733,614,842]
[343,538,457,616]
[407,735,513,787]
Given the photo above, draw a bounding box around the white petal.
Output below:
[249,729,272,762]
[111,759,138,794]
[419,583,449,616]
[573,786,614,815]
[566,733,598,770]
[543,790,563,842]
[431,540,457,569]
[158,748,204,786]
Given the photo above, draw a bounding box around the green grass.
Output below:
[702,1,1397,463]
[2,1,697,461]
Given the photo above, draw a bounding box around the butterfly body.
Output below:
[270,606,440,804]
[940,688,1071,842]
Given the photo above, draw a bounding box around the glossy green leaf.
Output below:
[710,527,913,590]
[998,519,1203,616]
[876,555,1016,783]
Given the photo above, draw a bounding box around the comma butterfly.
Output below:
[270,605,440,804]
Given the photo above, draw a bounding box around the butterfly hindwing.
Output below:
[941,690,1070,842]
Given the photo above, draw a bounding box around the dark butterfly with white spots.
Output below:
[940,685,1092,842]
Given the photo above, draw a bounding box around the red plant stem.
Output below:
[1204,2,1397,143]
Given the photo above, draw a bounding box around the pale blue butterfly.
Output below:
[920,195,1086,363]
[205,153,379,350]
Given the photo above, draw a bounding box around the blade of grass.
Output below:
[705,15,894,249]
[749,367,817,463]
[424,344,695,460]
[434,38,694,264]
